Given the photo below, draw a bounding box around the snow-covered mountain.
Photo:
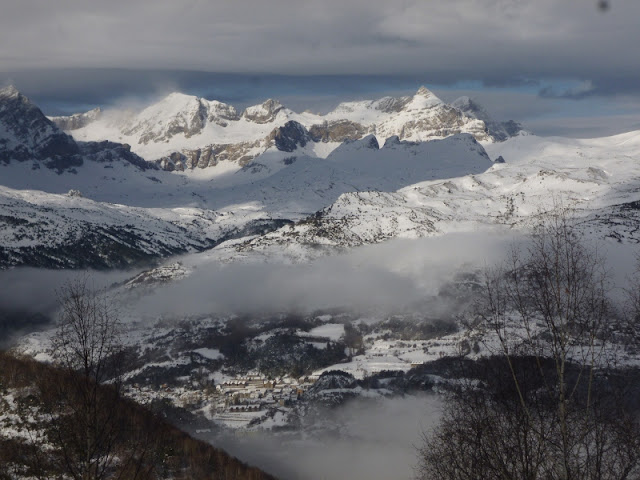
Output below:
[4,84,639,272]
[162,129,640,267]
[1,86,501,268]
[0,132,492,268]
[52,86,520,169]
[0,85,154,175]
[1,85,79,166]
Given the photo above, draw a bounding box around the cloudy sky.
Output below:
[2,0,639,136]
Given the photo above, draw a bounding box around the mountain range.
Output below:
[47,85,522,171]
[2,83,640,272]
[0,85,508,269]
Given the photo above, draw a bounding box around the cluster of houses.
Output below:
[124,372,321,421]
[211,373,319,412]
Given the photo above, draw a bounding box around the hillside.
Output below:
[0,351,278,480]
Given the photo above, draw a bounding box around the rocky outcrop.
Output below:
[78,141,155,171]
[382,135,412,148]
[269,120,311,152]
[242,99,284,124]
[50,107,102,130]
[374,95,412,113]
[387,104,489,142]
[157,139,264,171]
[0,87,156,173]
[206,101,240,126]
[0,85,80,164]
[309,119,369,143]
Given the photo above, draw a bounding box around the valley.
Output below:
[2,82,640,480]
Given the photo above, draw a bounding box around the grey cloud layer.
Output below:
[1,0,639,86]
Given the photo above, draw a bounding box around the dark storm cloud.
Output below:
[0,0,638,86]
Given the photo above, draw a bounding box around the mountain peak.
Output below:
[402,86,443,110]
[415,86,436,98]
[243,98,286,124]
[261,98,284,113]
[452,95,523,141]
[157,92,202,110]
[0,85,80,163]
[0,85,20,99]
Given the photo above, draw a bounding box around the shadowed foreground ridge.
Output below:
[0,351,278,480]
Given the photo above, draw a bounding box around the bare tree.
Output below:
[45,276,128,480]
[51,277,123,385]
[418,209,640,480]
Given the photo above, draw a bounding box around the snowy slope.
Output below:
[0,184,292,269]
[0,132,493,268]
[171,129,640,267]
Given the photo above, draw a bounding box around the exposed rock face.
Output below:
[309,120,368,142]
[383,104,489,142]
[121,94,242,145]
[0,86,154,173]
[50,107,102,130]
[157,152,187,172]
[157,139,264,171]
[375,95,412,113]
[242,99,285,124]
[0,85,80,164]
[78,141,155,171]
[207,101,240,126]
[452,96,523,141]
[176,146,218,169]
[155,120,314,172]
[382,135,407,148]
[269,120,311,152]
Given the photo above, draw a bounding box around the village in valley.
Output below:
[117,320,475,430]
[125,371,321,429]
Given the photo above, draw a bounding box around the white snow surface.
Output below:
[299,324,345,341]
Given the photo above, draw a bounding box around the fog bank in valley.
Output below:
[207,394,442,480]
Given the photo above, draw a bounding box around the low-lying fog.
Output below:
[124,231,523,319]
[1,229,637,479]
[205,394,443,480]
[0,232,518,326]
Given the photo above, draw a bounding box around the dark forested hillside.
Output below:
[0,351,278,480]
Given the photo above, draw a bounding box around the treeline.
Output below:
[0,351,278,480]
